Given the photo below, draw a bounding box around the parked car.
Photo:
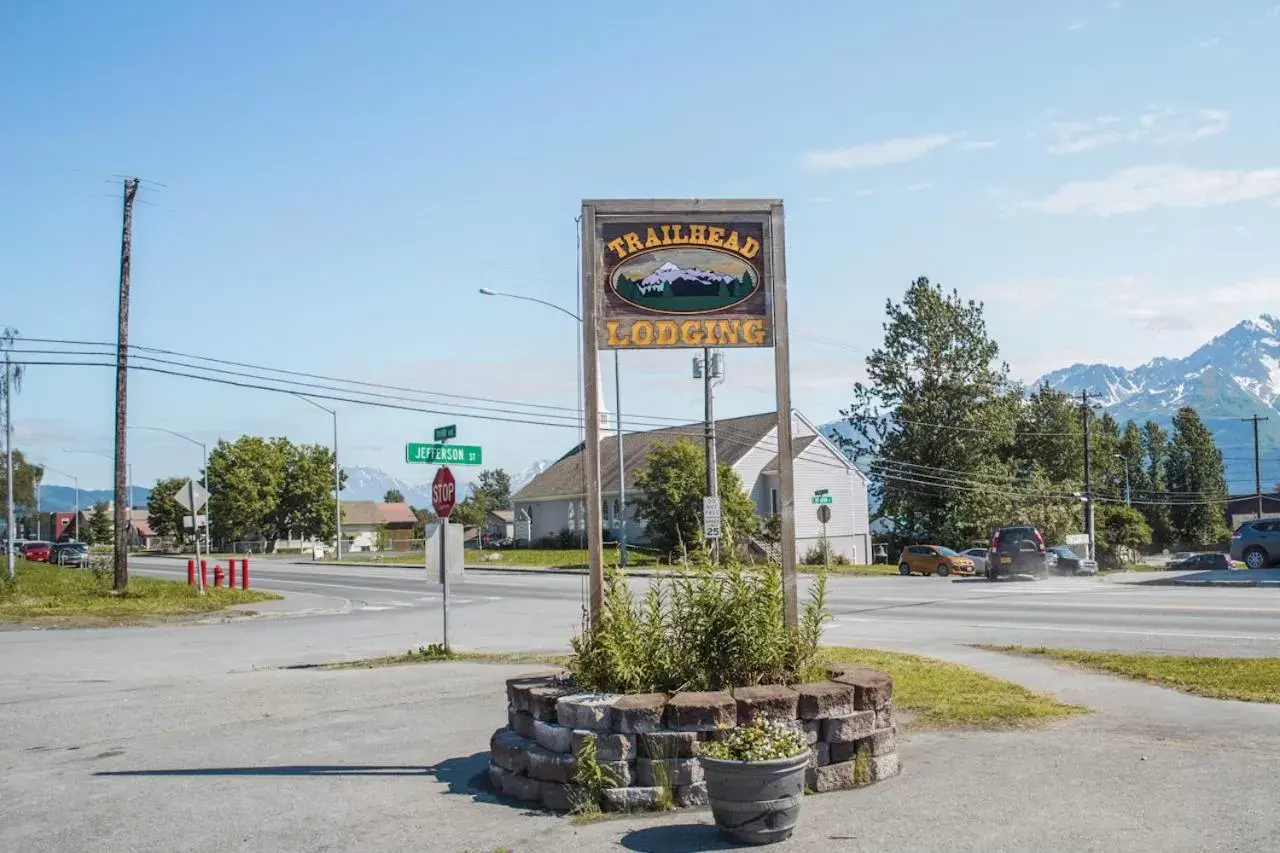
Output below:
[897,545,977,577]
[20,541,51,562]
[987,525,1049,580]
[960,547,989,573]
[1166,552,1243,571]
[1046,545,1098,576]
[1230,518,1280,569]
[1165,551,1193,567]
[50,541,91,568]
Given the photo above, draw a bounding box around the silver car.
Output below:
[1230,519,1280,569]
[960,547,988,573]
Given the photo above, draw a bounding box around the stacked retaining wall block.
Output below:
[488,664,899,813]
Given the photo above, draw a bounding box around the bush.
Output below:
[569,551,829,693]
[801,539,850,566]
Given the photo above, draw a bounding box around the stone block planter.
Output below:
[485,666,900,814]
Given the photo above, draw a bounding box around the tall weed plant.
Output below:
[570,549,829,693]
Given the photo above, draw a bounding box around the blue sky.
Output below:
[4,1,1279,492]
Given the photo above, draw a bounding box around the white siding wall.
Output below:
[791,443,870,564]
[516,497,648,545]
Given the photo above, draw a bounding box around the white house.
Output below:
[512,410,871,563]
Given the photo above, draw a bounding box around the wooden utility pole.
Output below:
[1241,415,1271,520]
[113,178,139,592]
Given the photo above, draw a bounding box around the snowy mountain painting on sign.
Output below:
[612,248,758,313]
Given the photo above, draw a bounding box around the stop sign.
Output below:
[432,466,457,518]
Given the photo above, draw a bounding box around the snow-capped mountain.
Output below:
[511,459,553,493]
[637,262,735,294]
[342,466,440,506]
[1038,313,1280,490]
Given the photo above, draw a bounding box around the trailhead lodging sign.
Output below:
[579,199,798,629]
[594,207,778,351]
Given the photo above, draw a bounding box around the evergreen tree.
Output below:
[1164,408,1229,547]
[87,501,112,545]
[840,277,1019,547]
[1138,420,1173,547]
[383,488,405,503]
[1012,385,1082,485]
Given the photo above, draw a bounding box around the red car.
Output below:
[20,541,51,562]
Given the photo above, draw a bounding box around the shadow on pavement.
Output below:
[619,824,733,852]
[95,751,500,802]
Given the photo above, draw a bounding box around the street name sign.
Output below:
[406,443,483,465]
[812,495,833,505]
[432,467,457,518]
[434,424,457,442]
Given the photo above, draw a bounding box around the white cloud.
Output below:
[854,189,874,197]
[803,134,953,170]
[1198,37,1222,48]
[903,182,932,192]
[807,196,833,204]
[959,139,998,149]
[1105,275,1280,333]
[1041,106,1228,154]
[1031,164,1280,215]
[1068,21,1086,30]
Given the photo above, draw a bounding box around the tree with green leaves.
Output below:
[475,469,512,511]
[87,501,112,545]
[1094,503,1153,568]
[1012,385,1082,485]
[410,505,437,539]
[450,495,487,530]
[1164,407,1229,547]
[383,488,404,504]
[206,436,344,544]
[147,476,190,542]
[0,449,42,524]
[631,438,758,555]
[839,277,1019,547]
[273,442,342,540]
[1138,420,1173,546]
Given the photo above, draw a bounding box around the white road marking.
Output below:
[833,615,1280,642]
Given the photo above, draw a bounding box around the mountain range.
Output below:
[637,262,736,294]
[1038,314,1280,492]
[820,314,1280,496]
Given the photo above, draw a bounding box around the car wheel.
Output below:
[937,564,950,578]
[898,563,911,576]
[1241,548,1267,570]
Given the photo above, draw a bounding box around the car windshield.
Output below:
[1051,547,1074,556]
[936,547,959,556]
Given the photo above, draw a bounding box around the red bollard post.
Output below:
[241,558,250,590]
[187,559,195,586]
[201,560,208,588]
[228,560,236,588]
[213,565,224,588]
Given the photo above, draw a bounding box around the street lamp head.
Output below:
[478,288,497,296]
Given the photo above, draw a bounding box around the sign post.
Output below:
[582,199,791,628]
[174,479,210,594]
[816,503,832,572]
[432,465,457,650]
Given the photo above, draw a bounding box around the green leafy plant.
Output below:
[406,643,454,661]
[569,555,830,693]
[699,718,808,763]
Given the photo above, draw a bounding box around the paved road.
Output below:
[1,556,1267,689]
[137,555,1280,655]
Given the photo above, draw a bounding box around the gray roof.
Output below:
[514,412,780,502]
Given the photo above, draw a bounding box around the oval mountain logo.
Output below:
[611,247,759,315]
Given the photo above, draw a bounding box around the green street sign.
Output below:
[406,443,482,465]
[814,488,829,496]
[812,495,833,505]
[434,424,457,442]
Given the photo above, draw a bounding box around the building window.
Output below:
[567,501,575,531]
[770,489,779,516]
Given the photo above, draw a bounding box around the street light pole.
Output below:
[293,395,341,559]
[39,464,80,541]
[1115,454,1131,507]
[478,288,628,565]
